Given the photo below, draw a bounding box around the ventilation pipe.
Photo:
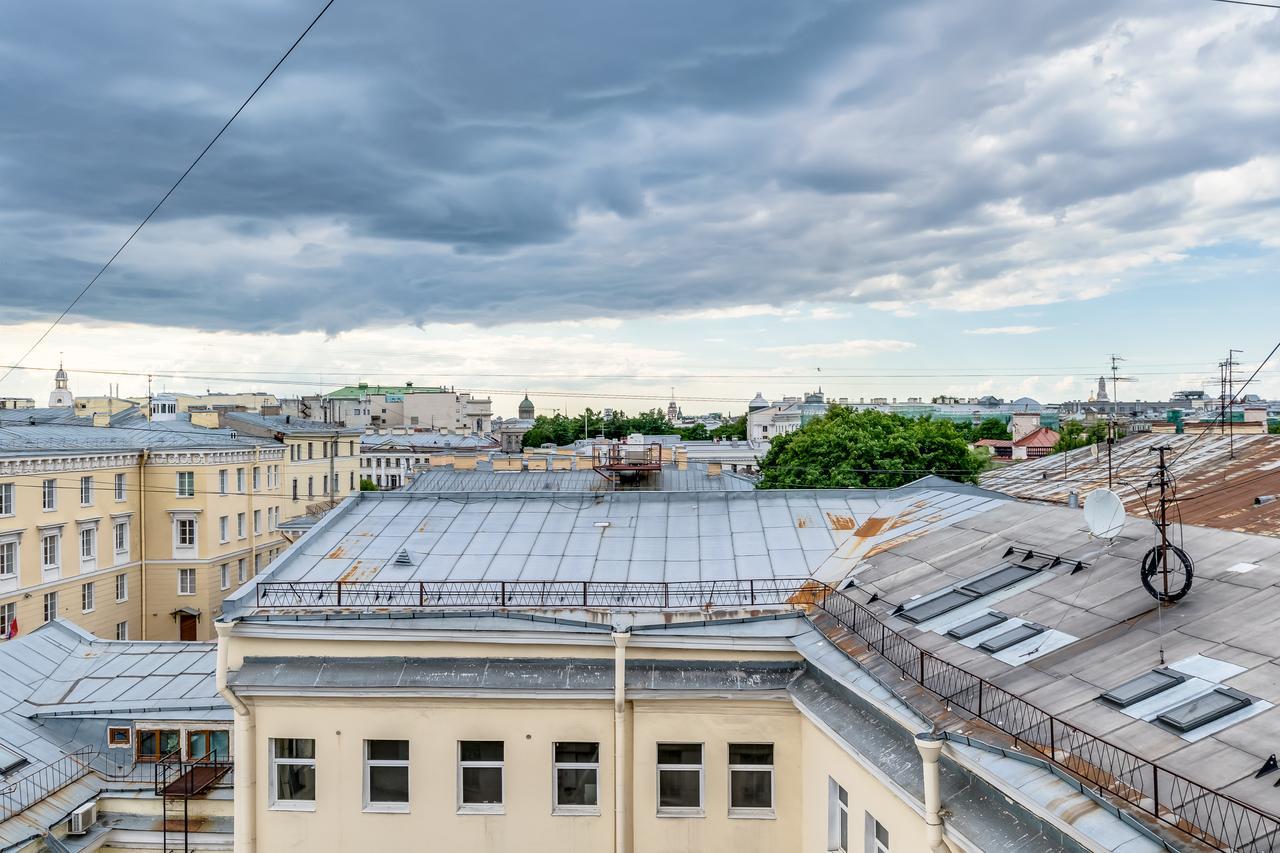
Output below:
[1067,490,1079,509]
[915,732,947,852]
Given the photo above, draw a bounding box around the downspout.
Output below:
[138,450,148,641]
[248,446,258,578]
[613,631,630,853]
[915,732,947,852]
[215,621,255,853]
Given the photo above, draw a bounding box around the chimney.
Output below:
[92,411,111,428]
[707,462,722,477]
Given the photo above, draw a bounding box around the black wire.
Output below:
[1209,0,1280,8]
[0,0,339,390]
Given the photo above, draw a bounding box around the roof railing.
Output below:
[0,746,97,823]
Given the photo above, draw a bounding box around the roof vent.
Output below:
[394,548,412,566]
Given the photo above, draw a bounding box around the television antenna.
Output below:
[1141,445,1194,603]
[1083,488,1126,539]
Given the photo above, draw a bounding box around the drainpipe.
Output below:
[138,450,148,641]
[915,732,947,852]
[215,621,255,853]
[613,631,630,853]
[248,446,258,579]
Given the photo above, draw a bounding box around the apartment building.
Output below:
[219,412,362,515]
[212,480,1205,853]
[0,416,287,642]
[287,383,493,432]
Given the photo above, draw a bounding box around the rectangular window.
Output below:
[657,743,703,815]
[238,558,246,584]
[236,468,245,494]
[178,568,196,596]
[553,742,599,813]
[292,479,299,501]
[271,738,316,808]
[0,482,12,516]
[220,564,230,591]
[947,612,1008,640]
[322,475,329,496]
[896,589,975,624]
[80,527,96,562]
[116,573,128,603]
[80,476,93,506]
[114,520,129,554]
[307,477,314,500]
[957,564,1037,597]
[308,442,314,460]
[728,743,773,816]
[41,532,59,571]
[136,729,181,762]
[349,471,355,492]
[253,466,261,491]
[81,581,95,613]
[42,591,57,623]
[115,620,129,641]
[114,472,126,501]
[828,779,849,853]
[0,602,15,634]
[1099,668,1187,708]
[0,541,15,578]
[866,813,889,853]
[219,515,229,543]
[1157,687,1253,732]
[218,469,228,495]
[364,740,410,812]
[458,741,503,813]
[176,518,196,548]
[978,622,1045,653]
[254,509,262,535]
[42,479,56,511]
[176,471,195,498]
[237,513,246,538]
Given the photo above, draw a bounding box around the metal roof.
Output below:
[363,432,498,450]
[404,463,755,494]
[221,484,1007,618]
[223,411,363,436]
[0,421,278,457]
[325,384,448,399]
[980,432,1280,537]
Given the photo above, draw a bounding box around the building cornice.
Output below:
[0,452,142,475]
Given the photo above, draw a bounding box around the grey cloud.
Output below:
[3,0,1280,332]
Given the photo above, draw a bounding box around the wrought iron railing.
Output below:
[256,577,821,610]
[0,747,96,822]
[811,588,1280,852]
[153,747,233,797]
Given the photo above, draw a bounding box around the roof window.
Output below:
[0,743,28,775]
[957,564,1038,597]
[897,590,977,624]
[1098,668,1186,709]
[978,622,1045,653]
[946,612,1008,640]
[1157,688,1252,733]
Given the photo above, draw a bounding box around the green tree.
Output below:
[974,418,1012,441]
[1051,421,1091,454]
[710,415,748,440]
[1269,420,1280,435]
[756,407,987,489]
[677,422,709,441]
[359,477,379,491]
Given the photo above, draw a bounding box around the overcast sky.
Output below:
[3,0,1280,416]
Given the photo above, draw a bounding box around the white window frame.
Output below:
[176,471,195,499]
[0,482,12,517]
[40,529,61,573]
[237,513,246,539]
[828,778,849,853]
[42,591,57,623]
[866,813,889,853]
[178,568,196,596]
[253,509,261,535]
[269,738,317,811]
[171,514,198,557]
[114,472,126,502]
[552,741,600,816]
[113,518,130,560]
[656,742,704,817]
[0,537,18,580]
[0,602,16,634]
[218,469,228,495]
[253,466,261,491]
[42,479,56,511]
[81,581,95,614]
[116,573,128,603]
[219,515,229,543]
[79,525,97,567]
[363,739,410,814]
[727,743,774,818]
[457,740,504,815]
[220,564,230,591]
[80,476,93,506]
[115,620,129,641]
[236,468,245,494]
[237,558,246,584]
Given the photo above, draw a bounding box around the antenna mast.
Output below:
[1106,355,1135,489]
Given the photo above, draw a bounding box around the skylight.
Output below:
[957,564,1038,597]
[978,623,1045,653]
[897,590,976,624]
[946,612,1007,640]
[0,743,28,775]
[1157,688,1252,733]
[1098,668,1186,709]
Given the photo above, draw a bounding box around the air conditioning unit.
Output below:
[67,800,98,835]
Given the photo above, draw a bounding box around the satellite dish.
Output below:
[1083,489,1126,539]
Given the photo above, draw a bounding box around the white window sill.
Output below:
[363,803,410,814]
[177,592,196,597]
[552,806,601,817]
[457,804,504,815]
[115,599,128,605]
[269,801,316,812]
[114,498,127,504]
[728,808,776,820]
[82,609,94,615]
[656,808,705,819]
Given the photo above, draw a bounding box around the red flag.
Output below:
[6,619,16,639]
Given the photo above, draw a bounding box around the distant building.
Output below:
[48,363,73,408]
[0,397,34,410]
[294,383,494,432]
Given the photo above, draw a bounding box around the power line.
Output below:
[1209,0,1280,8]
[0,0,339,390]
[1167,338,1280,469]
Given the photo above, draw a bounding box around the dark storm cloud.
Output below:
[3,0,1280,331]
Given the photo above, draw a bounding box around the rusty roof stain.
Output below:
[853,516,891,537]
[826,512,858,530]
[980,433,1280,538]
